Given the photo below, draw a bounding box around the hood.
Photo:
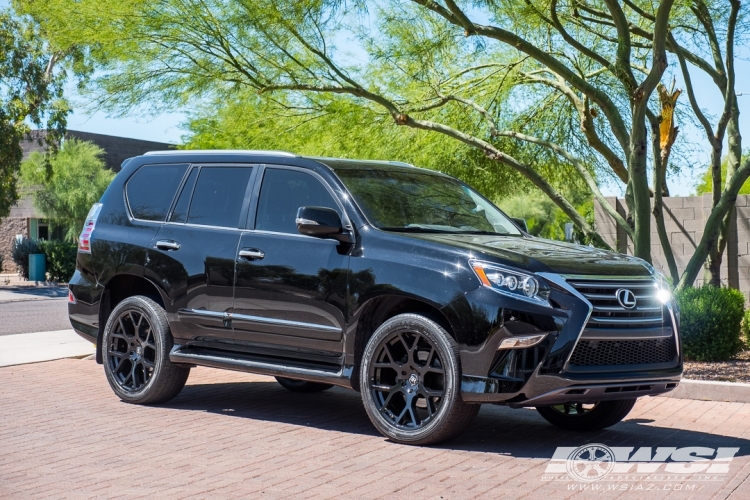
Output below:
[401,233,651,277]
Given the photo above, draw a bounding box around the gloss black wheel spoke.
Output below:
[369,329,446,431]
[107,309,156,393]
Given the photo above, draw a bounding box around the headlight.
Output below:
[469,260,550,305]
[652,269,672,304]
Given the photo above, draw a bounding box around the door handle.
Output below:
[239,248,265,261]
[156,240,181,251]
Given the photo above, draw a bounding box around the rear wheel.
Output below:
[360,313,479,445]
[535,399,637,431]
[275,377,333,393]
[102,296,190,404]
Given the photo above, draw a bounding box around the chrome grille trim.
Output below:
[564,277,664,329]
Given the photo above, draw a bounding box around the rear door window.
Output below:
[185,166,254,228]
[126,164,189,221]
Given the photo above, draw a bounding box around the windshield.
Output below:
[334,168,522,236]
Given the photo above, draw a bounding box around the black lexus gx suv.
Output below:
[68,150,681,445]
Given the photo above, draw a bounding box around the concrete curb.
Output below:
[664,379,750,403]
[0,330,95,367]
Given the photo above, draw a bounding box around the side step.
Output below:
[169,346,354,390]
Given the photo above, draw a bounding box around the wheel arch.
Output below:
[96,273,168,363]
[348,294,456,392]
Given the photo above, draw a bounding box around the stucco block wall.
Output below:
[595,195,748,296]
[0,218,28,273]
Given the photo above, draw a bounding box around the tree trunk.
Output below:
[705,142,724,285]
[629,121,652,262]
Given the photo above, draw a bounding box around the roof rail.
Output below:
[143,149,296,157]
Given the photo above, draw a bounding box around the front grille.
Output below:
[569,338,675,366]
[567,278,664,329]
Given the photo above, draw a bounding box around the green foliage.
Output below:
[742,308,750,349]
[496,194,570,240]
[38,240,76,282]
[676,286,746,361]
[695,154,750,195]
[10,236,40,279]
[183,95,590,204]
[0,7,76,218]
[20,138,114,241]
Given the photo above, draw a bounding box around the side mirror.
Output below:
[296,206,353,243]
[511,217,529,232]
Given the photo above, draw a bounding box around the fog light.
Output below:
[499,333,547,349]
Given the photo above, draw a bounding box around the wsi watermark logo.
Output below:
[542,444,740,488]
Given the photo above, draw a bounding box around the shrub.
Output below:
[676,286,745,361]
[742,309,750,349]
[10,237,40,279]
[38,240,77,282]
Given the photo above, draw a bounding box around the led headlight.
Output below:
[470,260,550,305]
[653,269,673,304]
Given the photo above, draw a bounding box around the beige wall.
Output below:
[595,195,747,296]
[0,218,29,273]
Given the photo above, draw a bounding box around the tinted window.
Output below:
[169,167,199,223]
[256,169,340,234]
[187,167,253,228]
[127,164,188,221]
[335,168,521,235]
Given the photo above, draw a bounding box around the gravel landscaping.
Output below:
[683,350,750,383]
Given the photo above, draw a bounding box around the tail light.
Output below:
[78,203,103,253]
[68,289,77,304]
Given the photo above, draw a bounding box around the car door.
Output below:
[146,164,257,348]
[232,166,349,366]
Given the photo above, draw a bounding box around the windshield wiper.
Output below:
[378,226,448,233]
[456,230,513,236]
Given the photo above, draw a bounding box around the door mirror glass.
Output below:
[296,206,352,243]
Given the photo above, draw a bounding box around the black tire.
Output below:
[360,313,479,446]
[535,399,637,431]
[101,295,190,405]
[275,377,333,393]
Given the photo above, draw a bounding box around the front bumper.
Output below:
[461,368,682,406]
[458,272,682,405]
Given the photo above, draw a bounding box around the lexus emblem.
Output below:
[615,288,637,309]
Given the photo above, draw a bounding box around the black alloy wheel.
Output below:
[536,398,637,431]
[360,313,479,445]
[107,309,157,392]
[368,330,446,429]
[275,377,333,393]
[102,296,190,405]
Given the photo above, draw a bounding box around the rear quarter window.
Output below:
[126,164,189,221]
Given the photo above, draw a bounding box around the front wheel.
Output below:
[102,296,190,405]
[535,399,637,431]
[360,313,479,446]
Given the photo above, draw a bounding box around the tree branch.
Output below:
[497,129,633,238]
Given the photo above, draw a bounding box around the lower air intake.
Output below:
[569,338,675,367]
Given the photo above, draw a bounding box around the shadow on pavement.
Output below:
[0,286,68,299]
[166,381,750,458]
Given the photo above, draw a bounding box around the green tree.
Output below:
[20,138,114,241]
[20,0,750,290]
[0,7,80,218]
[695,154,750,196]
[183,94,592,207]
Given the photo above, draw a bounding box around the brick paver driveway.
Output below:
[2,358,750,499]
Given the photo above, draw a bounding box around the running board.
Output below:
[170,346,354,390]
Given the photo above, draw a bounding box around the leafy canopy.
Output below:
[20,138,115,241]
[0,7,78,218]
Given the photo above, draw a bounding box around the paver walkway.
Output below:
[2,358,750,499]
